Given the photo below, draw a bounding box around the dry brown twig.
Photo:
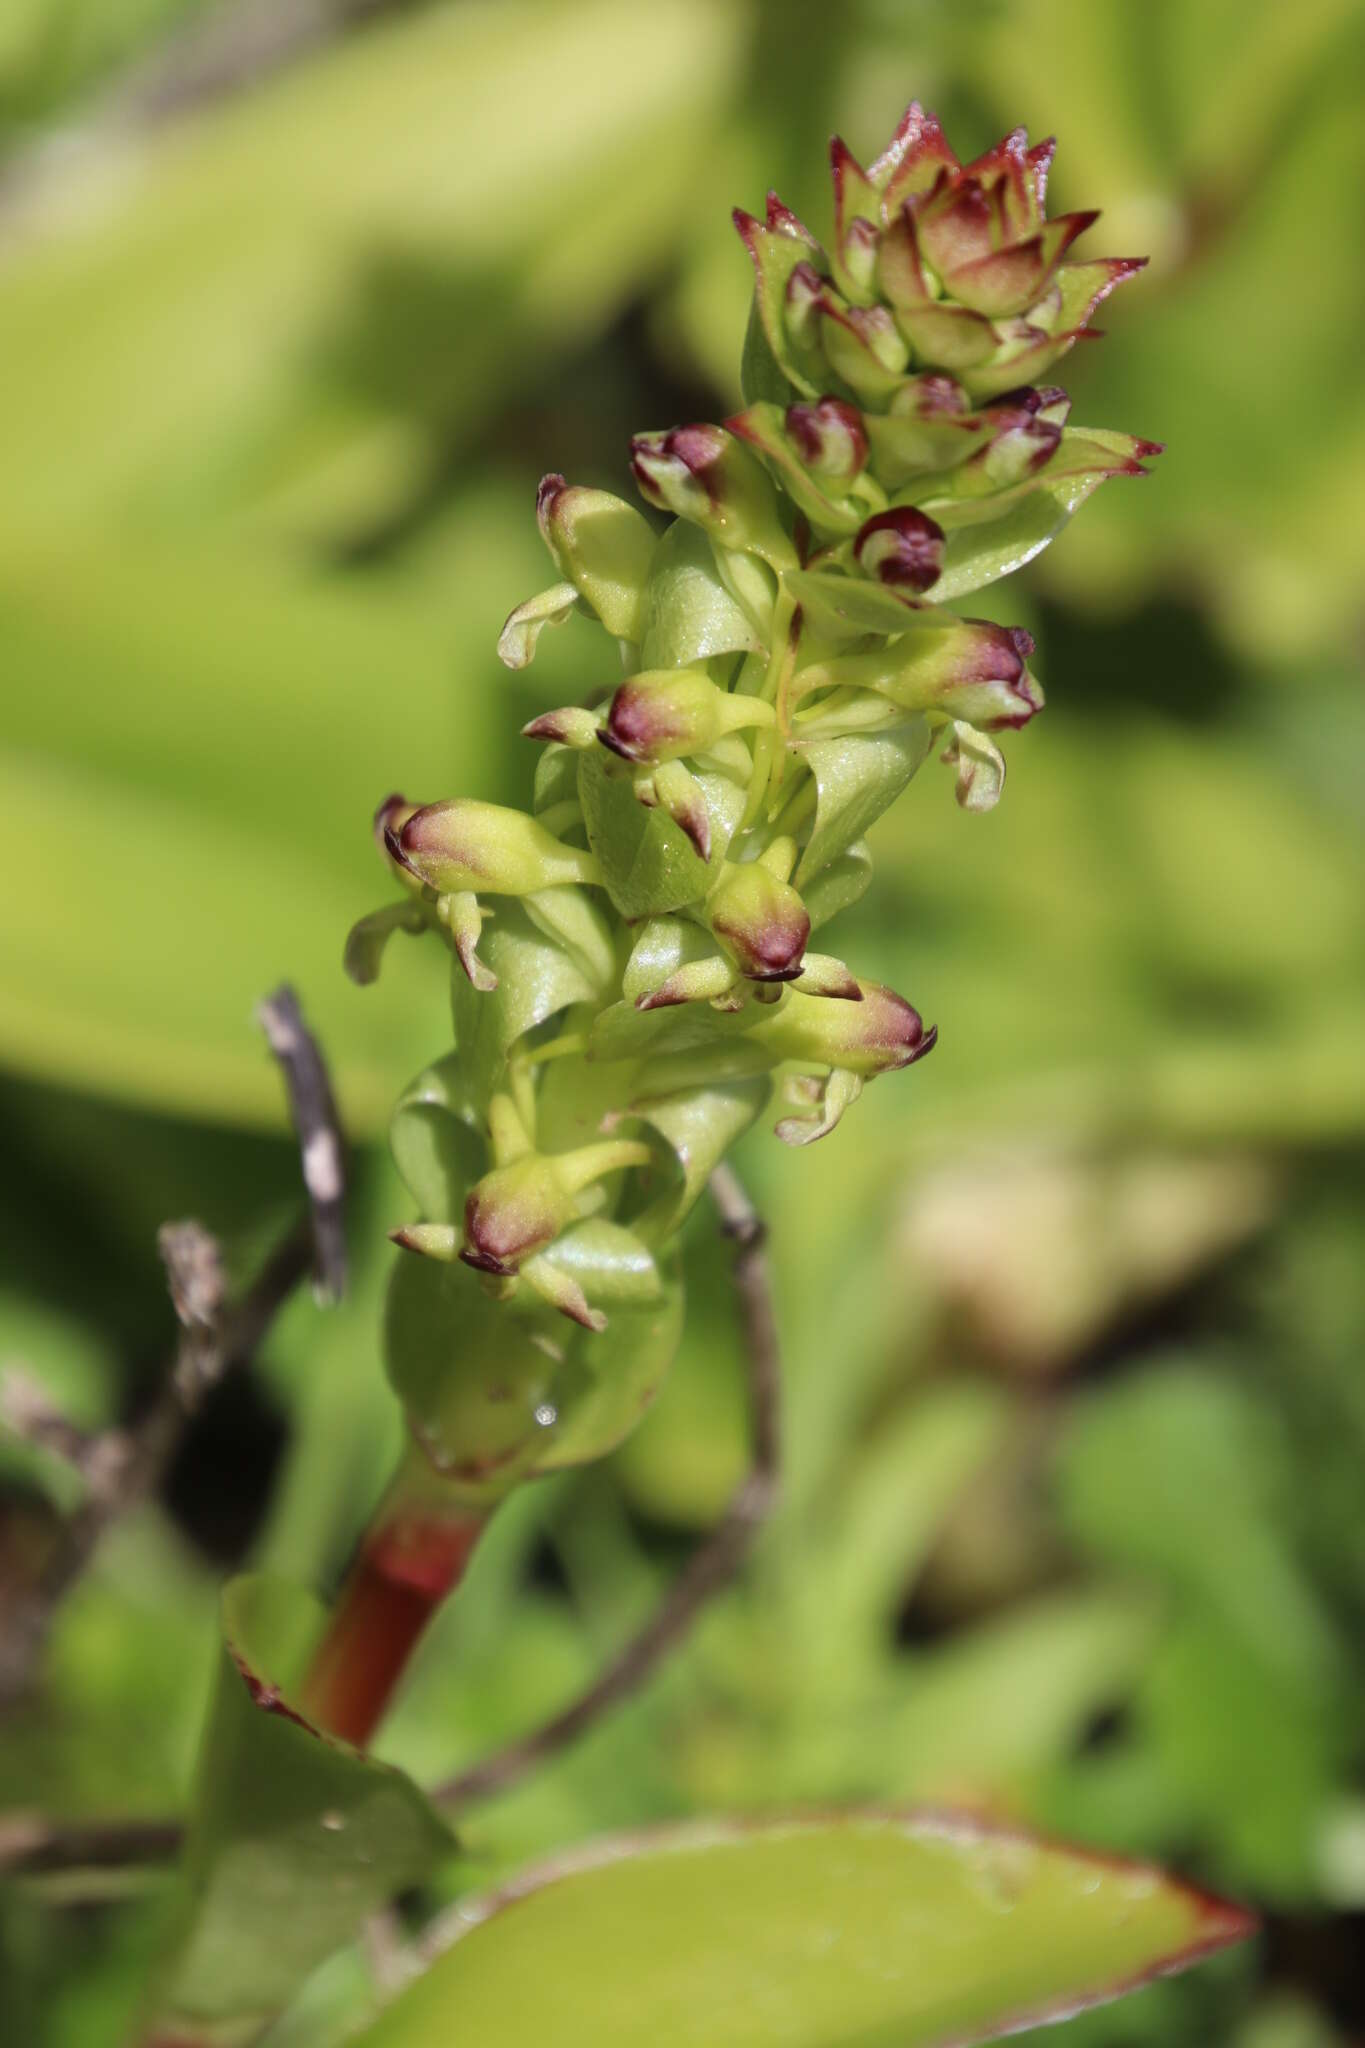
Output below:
[0,985,344,1707]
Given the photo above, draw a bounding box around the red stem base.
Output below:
[300,1508,485,1748]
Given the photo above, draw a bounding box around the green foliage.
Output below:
[147,1576,452,2045]
[352,1817,1251,2048]
[2,2,1362,2045]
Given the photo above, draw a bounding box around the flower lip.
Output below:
[854,506,947,591]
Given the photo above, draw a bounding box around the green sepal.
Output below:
[143,1575,452,2045]
[578,748,744,920]
[638,519,764,669]
[343,899,434,986]
[795,721,932,884]
[941,720,1006,811]
[496,581,580,670]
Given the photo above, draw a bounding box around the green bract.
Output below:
[347,102,1158,1476]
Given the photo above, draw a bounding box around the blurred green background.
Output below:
[2,1,1363,2042]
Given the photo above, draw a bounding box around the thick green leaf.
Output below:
[384,1241,684,1489]
[626,1073,772,1238]
[930,472,1121,602]
[578,749,743,918]
[148,1575,451,2044]
[449,902,601,1115]
[389,1053,486,1221]
[352,1813,1253,2048]
[639,520,764,668]
[795,721,932,884]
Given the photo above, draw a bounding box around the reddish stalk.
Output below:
[300,1499,487,1748]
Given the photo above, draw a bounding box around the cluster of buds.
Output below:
[347,105,1157,1490]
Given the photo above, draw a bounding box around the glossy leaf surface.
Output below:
[150,1575,451,2043]
[353,1813,1253,2048]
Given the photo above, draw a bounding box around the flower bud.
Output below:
[784,398,868,483]
[752,979,937,1075]
[458,1138,652,1310]
[853,506,946,592]
[460,1156,577,1278]
[707,862,811,984]
[535,476,658,642]
[393,799,601,896]
[630,425,793,566]
[599,667,774,767]
[794,617,1042,731]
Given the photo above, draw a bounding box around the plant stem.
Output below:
[299,1448,488,1748]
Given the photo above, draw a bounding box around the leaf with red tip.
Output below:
[893,298,1000,373]
[875,102,961,213]
[764,189,818,245]
[916,175,996,278]
[349,1812,1255,2048]
[962,256,1146,397]
[942,211,1095,319]
[959,128,1034,240]
[828,135,883,300]
[817,296,911,402]
[143,1576,451,2045]
[727,403,865,537]
[923,430,1160,599]
[733,207,828,400]
[1026,137,1057,213]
